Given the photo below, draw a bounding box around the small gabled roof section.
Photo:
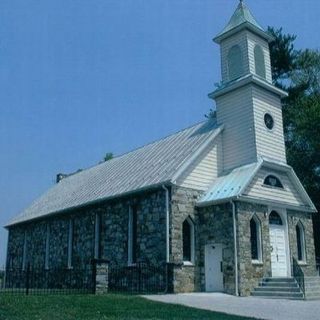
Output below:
[197,157,317,212]
[214,1,274,44]
[197,161,262,205]
[6,119,222,227]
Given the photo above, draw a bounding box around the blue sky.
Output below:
[0,0,319,267]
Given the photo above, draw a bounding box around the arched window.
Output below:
[264,175,284,189]
[250,216,262,262]
[269,211,283,225]
[254,45,266,79]
[183,217,195,263]
[296,222,306,262]
[227,45,243,81]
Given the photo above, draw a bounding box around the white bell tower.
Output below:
[210,1,288,172]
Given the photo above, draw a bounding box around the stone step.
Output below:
[254,286,301,293]
[260,281,298,288]
[306,294,320,300]
[252,291,304,299]
[262,277,296,283]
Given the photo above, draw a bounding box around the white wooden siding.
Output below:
[246,31,272,83]
[178,135,222,190]
[245,167,305,206]
[252,86,287,163]
[220,30,249,83]
[216,85,257,171]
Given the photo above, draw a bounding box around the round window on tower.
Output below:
[264,113,274,130]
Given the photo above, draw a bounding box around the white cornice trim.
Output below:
[209,74,288,99]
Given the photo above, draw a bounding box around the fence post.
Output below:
[25,263,30,295]
[92,259,109,294]
[138,262,142,293]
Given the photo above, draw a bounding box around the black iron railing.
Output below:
[316,257,320,276]
[2,264,95,295]
[108,262,167,294]
[292,257,305,297]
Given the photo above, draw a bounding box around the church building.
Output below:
[5,1,319,298]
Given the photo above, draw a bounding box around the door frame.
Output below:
[268,207,291,277]
[204,243,224,292]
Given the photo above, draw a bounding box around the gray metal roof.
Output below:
[7,120,220,227]
[197,157,316,212]
[197,161,260,205]
[213,1,273,44]
[219,1,263,36]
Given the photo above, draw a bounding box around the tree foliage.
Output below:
[206,27,320,255]
[269,27,320,256]
[103,153,114,162]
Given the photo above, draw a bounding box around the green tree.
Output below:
[103,152,114,162]
[206,27,320,256]
[269,28,320,257]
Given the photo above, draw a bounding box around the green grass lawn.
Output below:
[0,294,256,320]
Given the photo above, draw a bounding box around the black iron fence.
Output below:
[2,264,95,295]
[108,262,167,294]
[0,262,171,295]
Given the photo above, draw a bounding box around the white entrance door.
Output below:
[269,225,287,277]
[205,244,224,292]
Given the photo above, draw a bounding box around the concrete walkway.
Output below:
[144,293,320,320]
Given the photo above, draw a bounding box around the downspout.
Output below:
[231,200,239,296]
[162,185,170,263]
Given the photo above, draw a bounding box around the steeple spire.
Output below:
[214,1,273,44]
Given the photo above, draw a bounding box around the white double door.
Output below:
[269,225,288,277]
[205,244,224,292]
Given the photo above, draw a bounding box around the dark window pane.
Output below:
[183,220,191,261]
[250,219,258,260]
[228,45,243,80]
[264,175,283,188]
[254,45,266,79]
[296,225,303,261]
[132,207,138,263]
[269,211,283,225]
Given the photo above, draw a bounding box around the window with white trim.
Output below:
[254,45,266,79]
[45,224,50,270]
[67,219,74,269]
[94,213,101,259]
[296,222,306,262]
[128,206,138,265]
[182,217,195,264]
[227,45,243,81]
[263,175,284,189]
[22,231,27,271]
[250,216,262,262]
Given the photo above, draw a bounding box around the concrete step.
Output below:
[252,291,304,299]
[252,277,304,300]
[260,281,298,288]
[263,277,296,283]
[306,294,320,300]
[254,286,301,293]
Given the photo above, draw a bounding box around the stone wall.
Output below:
[287,210,317,276]
[170,186,202,292]
[197,203,235,294]
[236,201,271,296]
[6,188,167,272]
[170,186,235,294]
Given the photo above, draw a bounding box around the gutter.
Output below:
[162,185,170,263]
[231,200,239,296]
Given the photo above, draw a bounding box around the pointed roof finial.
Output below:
[213,0,274,44]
